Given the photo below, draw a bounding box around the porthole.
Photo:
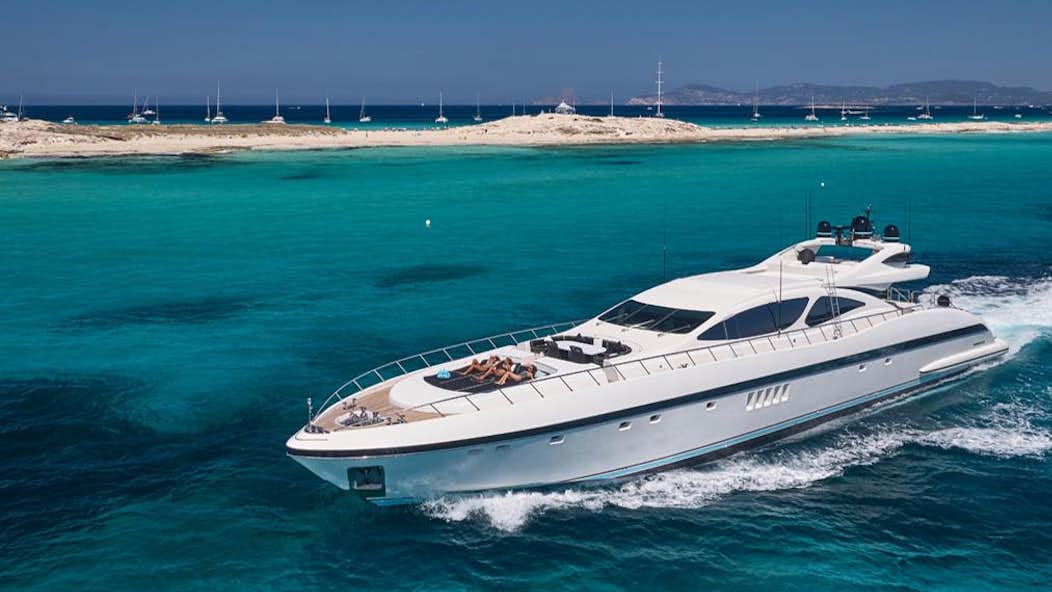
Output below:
[884,357,892,366]
[549,435,564,445]
[705,401,717,411]
[618,421,632,431]
[649,414,662,423]
[859,364,867,372]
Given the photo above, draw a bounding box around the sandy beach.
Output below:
[3,113,1052,158]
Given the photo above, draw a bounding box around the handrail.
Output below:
[401,301,926,416]
[312,318,588,418]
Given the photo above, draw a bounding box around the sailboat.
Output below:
[859,107,871,121]
[805,96,819,121]
[473,94,483,122]
[435,91,448,124]
[967,98,986,120]
[324,96,332,124]
[212,82,229,124]
[358,98,371,123]
[751,82,761,121]
[264,89,286,124]
[840,100,847,121]
[204,96,212,123]
[143,97,156,116]
[128,90,147,124]
[151,99,161,125]
[917,97,933,120]
[654,59,665,118]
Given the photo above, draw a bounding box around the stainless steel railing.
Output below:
[310,319,587,419]
[401,302,925,417]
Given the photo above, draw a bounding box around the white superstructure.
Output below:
[287,208,1007,504]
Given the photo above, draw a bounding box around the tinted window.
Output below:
[651,309,715,334]
[805,297,865,326]
[698,298,809,341]
[599,299,714,333]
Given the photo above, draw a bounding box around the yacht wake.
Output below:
[420,275,1052,532]
[924,274,1052,355]
[422,419,1052,532]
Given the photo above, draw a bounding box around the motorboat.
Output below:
[287,207,1008,504]
[62,116,76,125]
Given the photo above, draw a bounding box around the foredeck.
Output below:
[310,381,440,431]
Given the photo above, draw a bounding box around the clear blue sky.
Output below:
[4,0,1050,104]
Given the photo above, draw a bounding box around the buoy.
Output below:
[425,219,431,229]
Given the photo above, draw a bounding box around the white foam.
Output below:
[924,274,1052,355]
[422,421,1052,531]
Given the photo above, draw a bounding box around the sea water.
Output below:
[2,133,1051,590]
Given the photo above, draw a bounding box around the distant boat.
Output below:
[265,89,286,124]
[859,107,871,121]
[751,82,761,121]
[143,97,156,116]
[324,96,332,124]
[128,90,147,124]
[204,96,212,123]
[917,97,934,120]
[358,97,371,122]
[1014,113,1023,119]
[2,94,22,122]
[805,96,819,121]
[840,100,847,121]
[473,94,483,122]
[62,115,76,125]
[212,82,229,124]
[151,100,161,125]
[435,91,448,124]
[967,98,986,120]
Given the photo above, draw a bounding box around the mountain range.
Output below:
[627,80,1052,106]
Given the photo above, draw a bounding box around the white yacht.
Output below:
[287,208,1008,504]
[204,96,212,123]
[751,82,761,122]
[324,96,332,124]
[358,97,372,123]
[967,98,986,120]
[212,83,229,124]
[265,89,286,124]
[805,96,819,121]
[1,105,18,123]
[62,115,76,125]
[473,94,483,122]
[917,97,934,120]
[435,91,448,124]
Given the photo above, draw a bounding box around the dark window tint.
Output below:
[698,298,809,341]
[805,297,866,326]
[599,300,713,333]
[651,309,715,334]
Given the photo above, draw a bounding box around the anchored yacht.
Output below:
[287,209,1008,505]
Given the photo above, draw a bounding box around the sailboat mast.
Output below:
[216,82,221,113]
[610,90,614,117]
[275,89,280,117]
[655,58,664,117]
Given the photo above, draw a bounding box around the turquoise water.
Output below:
[3,133,1052,590]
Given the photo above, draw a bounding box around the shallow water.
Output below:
[2,134,1052,590]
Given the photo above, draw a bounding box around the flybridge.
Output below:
[748,207,930,292]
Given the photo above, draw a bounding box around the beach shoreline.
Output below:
[3,114,1052,159]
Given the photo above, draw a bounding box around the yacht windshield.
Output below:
[599,300,714,334]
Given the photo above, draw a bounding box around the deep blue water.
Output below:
[15,103,1052,128]
[2,133,1051,590]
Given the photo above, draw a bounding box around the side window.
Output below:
[806,297,865,326]
[698,298,809,341]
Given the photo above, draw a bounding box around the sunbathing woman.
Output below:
[495,363,537,386]
[457,355,499,376]
[475,357,513,382]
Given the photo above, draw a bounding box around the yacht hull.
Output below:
[288,327,1006,505]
